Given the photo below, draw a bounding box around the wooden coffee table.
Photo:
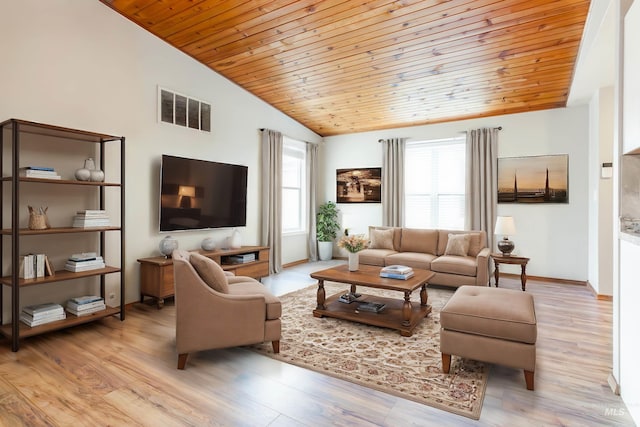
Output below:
[310,264,435,336]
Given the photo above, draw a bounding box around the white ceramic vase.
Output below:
[230,229,241,249]
[348,252,359,271]
[201,237,216,251]
[90,169,105,182]
[159,235,178,257]
[74,167,91,181]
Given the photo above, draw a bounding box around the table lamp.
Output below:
[178,185,196,208]
[495,216,517,255]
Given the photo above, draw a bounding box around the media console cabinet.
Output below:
[137,245,270,308]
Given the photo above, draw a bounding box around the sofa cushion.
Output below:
[369,226,402,250]
[385,252,437,270]
[400,228,438,254]
[437,230,486,256]
[369,228,395,250]
[431,255,477,277]
[359,248,396,266]
[190,253,229,293]
[466,232,485,257]
[440,286,537,344]
[228,282,282,320]
[444,233,470,256]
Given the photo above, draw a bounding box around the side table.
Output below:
[491,253,530,291]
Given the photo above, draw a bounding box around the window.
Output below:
[282,137,307,233]
[404,137,466,229]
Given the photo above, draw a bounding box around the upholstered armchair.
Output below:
[172,250,281,369]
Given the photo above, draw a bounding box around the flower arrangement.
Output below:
[337,234,369,253]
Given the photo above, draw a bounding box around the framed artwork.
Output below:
[336,167,382,203]
[498,154,569,203]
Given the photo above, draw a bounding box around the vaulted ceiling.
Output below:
[100,0,591,137]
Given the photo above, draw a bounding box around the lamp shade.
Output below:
[178,185,196,198]
[494,216,517,236]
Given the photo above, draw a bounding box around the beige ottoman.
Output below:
[440,285,537,390]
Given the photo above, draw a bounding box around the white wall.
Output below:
[619,0,640,423]
[323,107,590,281]
[0,0,321,308]
[588,87,615,296]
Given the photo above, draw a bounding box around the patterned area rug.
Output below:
[250,282,488,420]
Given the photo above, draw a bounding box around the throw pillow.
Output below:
[444,233,470,257]
[190,253,229,293]
[369,228,395,250]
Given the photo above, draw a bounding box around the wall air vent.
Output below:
[158,86,211,132]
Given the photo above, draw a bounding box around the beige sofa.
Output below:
[358,226,490,287]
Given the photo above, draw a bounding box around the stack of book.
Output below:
[18,166,61,180]
[19,253,54,279]
[357,302,386,313]
[379,265,414,280]
[226,253,256,264]
[64,252,106,272]
[66,295,106,316]
[72,210,111,228]
[20,302,66,327]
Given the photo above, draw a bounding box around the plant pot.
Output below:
[318,241,333,261]
[348,252,359,271]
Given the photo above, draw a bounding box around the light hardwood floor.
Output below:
[0,260,635,426]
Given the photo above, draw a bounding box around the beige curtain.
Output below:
[381,138,407,227]
[465,128,498,251]
[307,142,319,261]
[261,129,283,274]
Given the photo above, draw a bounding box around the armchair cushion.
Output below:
[228,282,282,320]
[190,252,229,293]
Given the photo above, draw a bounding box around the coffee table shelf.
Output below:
[311,264,434,337]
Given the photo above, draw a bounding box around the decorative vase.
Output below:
[230,229,241,249]
[159,235,178,258]
[74,167,91,181]
[201,237,216,251]
[75,158,98,181]
[348,252,359,271]
[84,158,96,170]
[90,169,105,182]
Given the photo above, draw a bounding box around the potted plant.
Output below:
[316,201,340,261]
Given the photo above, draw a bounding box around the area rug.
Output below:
[249,282,488,420]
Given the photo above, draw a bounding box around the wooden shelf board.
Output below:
[1,176,121,186]
[0,118,122,142]
[0,306,121,339]
[0,226,121,235]
[0,266,121,287]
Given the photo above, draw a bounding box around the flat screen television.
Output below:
[159,155,248,231]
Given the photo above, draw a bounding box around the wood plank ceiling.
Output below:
[100,0,591,137]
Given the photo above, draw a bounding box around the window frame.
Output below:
[404,136,466,230]
[281,136,307,235]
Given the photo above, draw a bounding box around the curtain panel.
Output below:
[261,129,283,274]
[381,138,407,227]
[307,142,319,261]
[465,128,498,251]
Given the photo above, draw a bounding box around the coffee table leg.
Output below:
[420,284,428,306]
[350,284,357,294]
[316,280,326,310]
[402,291,411,327]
